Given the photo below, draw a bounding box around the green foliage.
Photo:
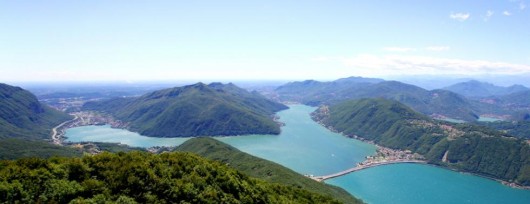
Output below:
[84,83,288,137]
[0,151,341,203]
[317,98,530,186]
[0,83,72,140]
[175,137,363,204]
[0,139,83,160]
[0,139,146,161]
[474,120,530,139]
[501,90,530,106]
[91,142,146,153]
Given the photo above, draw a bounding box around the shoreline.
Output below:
[311,159,426,181]
[51,111,129,145]
[53,108,530,190]
[309,109,530,190]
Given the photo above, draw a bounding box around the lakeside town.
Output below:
[51,111,128,145]
[309,145,425,181]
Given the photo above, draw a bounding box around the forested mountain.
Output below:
[472,90,530,120]
[474,120,530,139]
[0,83,134,159]
[176,137,362,204]
[83,83,288,137]
[0,83,72,140]
[276,78,479,121]
[500,90,530,107]
[0,151,342,203]
[312,98,530,186]
[443,80,529,98]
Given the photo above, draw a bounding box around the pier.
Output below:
[311,160,426,181]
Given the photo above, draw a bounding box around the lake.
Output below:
[478,117,503,122]
[327,163,530,204]
[65,105,530,204]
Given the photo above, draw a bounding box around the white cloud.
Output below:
[383,47,416,52]
[484,10,494,21]
[521,2,527,10]
[503,10,512,16]
[426,46,450,51]
[324,54,530,76]
[449,12,470,21]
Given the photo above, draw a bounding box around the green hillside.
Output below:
[83,83,288,137]
[501,90,530,107]
[0,151,341,203]
[0,138,83,160]
[175,137,362,204]
[276,78,479,121]
[472,90,530,120]
[313,98,530,186]
[0,83,72,140]
[473,120,530,139]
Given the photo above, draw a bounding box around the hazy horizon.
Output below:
[8,73,530,93]
[2,1,530,82]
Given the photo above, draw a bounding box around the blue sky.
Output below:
[1,0,529,82]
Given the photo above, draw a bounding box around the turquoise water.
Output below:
[217,105,376,175]
[65,125,189,147]
[326,163,530,204]
[438,117,502,123]
[65,105,376,176]
[439,118,466,123]
[65,105,530,203]
[478,117,503,122]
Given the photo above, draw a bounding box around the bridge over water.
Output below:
[311,160,426,181]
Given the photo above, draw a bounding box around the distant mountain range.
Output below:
[312,98,530,186]
[83,82,288,137]
[275,76,384,105]
[450,81,530,120]
[0,83,72,140]
[276,77,479,121]
[275,77,530,121]
[477,90,530,109]
[501,90,530,107]
[443,80,529,98]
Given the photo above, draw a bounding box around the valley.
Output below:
[62,104,530,203]
[2,78,530,203]
[4,1,530,203]
[51,111,127,145]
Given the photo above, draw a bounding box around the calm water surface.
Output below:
[327,163,530,204]
[65,105,530,204]
[217,105,376,176]
[65,125,189,147]
[478,117,503,122]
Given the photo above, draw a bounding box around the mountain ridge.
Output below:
[83,82,288,137]
[0,83,72,140]
[443,80,529,98]
[276,78,479,121]
[312,98,530,186]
